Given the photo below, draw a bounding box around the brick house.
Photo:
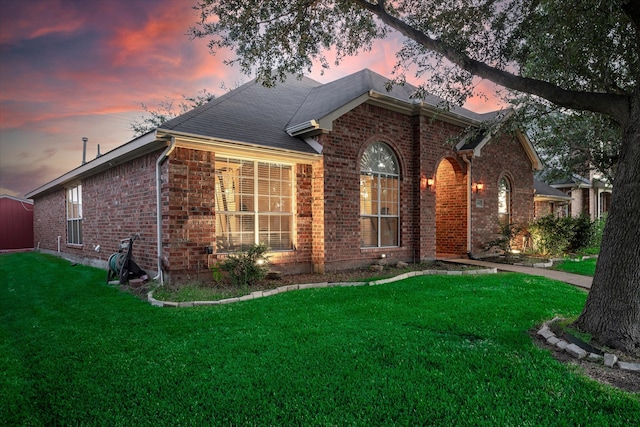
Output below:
[533,179,572,218]
[26,69,541,283]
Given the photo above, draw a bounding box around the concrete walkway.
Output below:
[449,259,592,290]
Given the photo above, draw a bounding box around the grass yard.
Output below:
[1,252,638,426]
[552,257,598,276]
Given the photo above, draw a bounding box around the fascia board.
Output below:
[0,194,34,203]
[516,131,544,170]
[25,132,163,198]
[369,90,482,128]
[291,90,485,139]
[158,130,321,163]
[534,194,573,202]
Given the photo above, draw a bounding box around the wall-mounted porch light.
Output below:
[473,182,484,193]
[420,176,435,191]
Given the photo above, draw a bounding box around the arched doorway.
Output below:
[435,157,468,258]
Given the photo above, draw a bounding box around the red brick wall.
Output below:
[317,103,420,271]
[32,150,161,271]
[469,134,535,254]
[435,157,467,255]
[534,201,552,218]
[316,104,491,270]
[163,147,216,281]
[33,190,66,252]
[83,152,160,269]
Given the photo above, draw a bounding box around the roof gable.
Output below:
[286,69,503,135]
[456,110,542,171]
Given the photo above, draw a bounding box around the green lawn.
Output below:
[1,252,637,426]
[552,257,598,276]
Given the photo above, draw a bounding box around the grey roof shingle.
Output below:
[288,69,501,128]
[534,179,572,199]
[159,68,506,154]
[160,75,322,154]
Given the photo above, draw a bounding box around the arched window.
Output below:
[359,142,400,247]
[498,176,511,224]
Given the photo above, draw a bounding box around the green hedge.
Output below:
[528,214,604,256]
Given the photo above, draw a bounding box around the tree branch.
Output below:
[351,0,630,125]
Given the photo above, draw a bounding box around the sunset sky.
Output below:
[0,0,502,198]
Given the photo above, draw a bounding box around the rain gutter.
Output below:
[154,136,176,285]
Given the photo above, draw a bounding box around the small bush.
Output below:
[529,214,600,256]
[212,243,270,288]
[589,214,607,249]
[486,222,525,256]
[568,215,594,253]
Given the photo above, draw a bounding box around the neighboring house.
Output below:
[549,171,612,220]
[26,69,541,282]
[533,179,572,218]
[0,194,34,252]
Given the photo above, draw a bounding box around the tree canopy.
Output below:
[191,0,640,355]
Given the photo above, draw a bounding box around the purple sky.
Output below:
[0,0,502,198]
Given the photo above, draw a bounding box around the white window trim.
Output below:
[66,184,83,245]
[215,158,295,252]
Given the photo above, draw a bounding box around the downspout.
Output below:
[155,136,176,286]
[461,154,472,256]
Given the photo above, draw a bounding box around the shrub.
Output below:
[212,243,270,288]
[568,215,594,253]
[485,221,525,257]
[528,214,599,256]
[589,214,607,249]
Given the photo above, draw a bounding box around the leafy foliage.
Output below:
[485,221,525,256]
[190,1,637,115]
[213,243,270,288]
[528,110,621,182]
[528,214,600,256]
[192,0,387,86]
[129,89,214,137]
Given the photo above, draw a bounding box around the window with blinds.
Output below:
[359,142,400,248]
[215,158,293,252]
[66,184,83,245]
[498,176,511,225]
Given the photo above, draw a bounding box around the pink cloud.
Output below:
[0,0,85,44]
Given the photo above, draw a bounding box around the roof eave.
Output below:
[25,131,163,199]
[157,129,322,162]
[286,120,320,136]
[516,131,544,171]
[289,90,487,139]
[534,194,572,202]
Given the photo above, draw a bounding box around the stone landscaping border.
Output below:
[537,318,640,373]
[147,267,497,308]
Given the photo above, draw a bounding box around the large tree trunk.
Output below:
[573,91,640,356]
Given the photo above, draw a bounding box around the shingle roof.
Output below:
[534,179,572,199]
[288,69,500,129]
[159,69,508,155]
[159,75,322,154]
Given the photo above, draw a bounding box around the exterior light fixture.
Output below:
[473,182,484,193]
[420,176,435,191]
